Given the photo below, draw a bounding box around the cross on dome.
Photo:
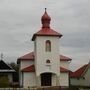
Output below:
[41,8,51,28]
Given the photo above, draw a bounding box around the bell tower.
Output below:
[32,8,62,86]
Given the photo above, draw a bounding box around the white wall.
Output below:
[60,73,69,86]
[52,74,57,86]
[52,74,60,86]
[19,61,34,87]
[70,68,90,86]
[19,60,34,87]
[20,61,34,69]
[35,36,60,76]
[70,78,84,86]
[23,72,36,88]
[19,72,23,87]
[60,61,70,69]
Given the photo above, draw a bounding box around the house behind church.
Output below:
[70,62,90,88]
[0,60,15,87]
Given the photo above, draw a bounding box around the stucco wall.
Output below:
[19,72,23,87]
[70,68,90,86]
[60,73,69,86]
[52,74,57,86]
[70,78,84,86]
[35,36,60,76]
[60,61,70,69]
[23,72,36,88]
[20,61,34,69]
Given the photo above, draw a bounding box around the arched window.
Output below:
[46,40,51,52]
[46,59,50,63]
[46,59,51,66]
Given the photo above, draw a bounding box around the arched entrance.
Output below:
[41,73,52,86]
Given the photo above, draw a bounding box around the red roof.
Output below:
[18,52,34,60]
[21,65,35,72]
[60,67,69,72]
[21,64,69,73]
[60,55,72,61]
[17,52,71,62]
[32,9,62,41]
[32,28,62,41]
[70,64,88,78]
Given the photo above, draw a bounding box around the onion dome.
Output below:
[41,8,51,28]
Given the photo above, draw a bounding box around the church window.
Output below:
[46,59,50,63]
[46,59,51,66]
[46,40,51,52]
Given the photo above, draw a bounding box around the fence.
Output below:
[0,88,37,90]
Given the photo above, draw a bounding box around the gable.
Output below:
[0,60,12,70]
[0,60,15,72]
[70,63,90,78]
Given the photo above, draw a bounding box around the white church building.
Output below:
[17,9,72,88]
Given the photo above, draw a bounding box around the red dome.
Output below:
[41,8,51,21]
[41,8,51,28]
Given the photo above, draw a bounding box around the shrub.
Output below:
[0,74,9,87]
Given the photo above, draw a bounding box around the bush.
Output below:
[0,74,9,87]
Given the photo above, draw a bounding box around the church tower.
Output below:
[32,8,62,86]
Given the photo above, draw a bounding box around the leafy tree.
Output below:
[8,62,19,82]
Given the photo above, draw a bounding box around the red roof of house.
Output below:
[17,52,71,62]
[21,64,69,73]
[60,67,69,72]
[21,65,35,72]
[60,55,72,61]
[70,64,89,78]
[18,52,34,60]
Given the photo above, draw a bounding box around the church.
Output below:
[17,9,72,88]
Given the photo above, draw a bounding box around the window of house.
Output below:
[46,40,51,52]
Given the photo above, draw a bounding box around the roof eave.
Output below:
[32,34,62,41]
[60,59,72,61]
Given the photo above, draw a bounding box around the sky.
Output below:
[0,0,90,71]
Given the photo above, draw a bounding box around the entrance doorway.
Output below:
[41,73,52,86]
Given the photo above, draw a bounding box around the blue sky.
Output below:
[0,0,90,71]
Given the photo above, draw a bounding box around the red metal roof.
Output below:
[60,67,69,72]
[32,9,62,41]
[32,28,62,41]
[70,64,88,78]
[21,64,69,73]
[60,55,72,61]
[17,52,71,61]
[18,52,34,60]
[21,65,35,72]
